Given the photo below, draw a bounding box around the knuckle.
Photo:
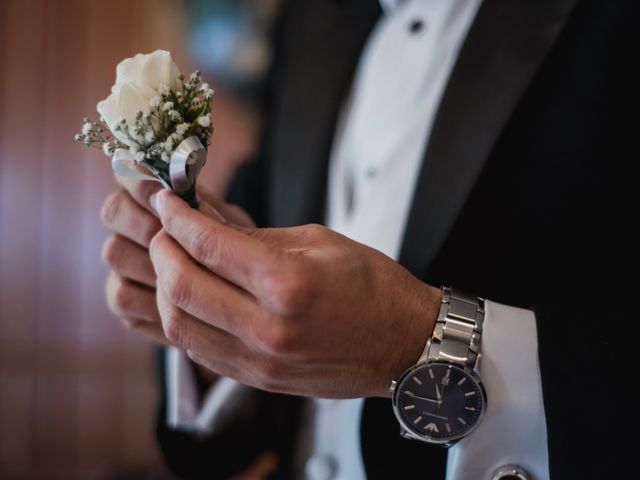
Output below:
[106,275,132,316]
[101,235,122,268]
[113,280,134,314]
[148,230,164,257]
[149,230,171,264]
[266,268,314,315]
[161,267,193,310]
[121,317,142,331]
[258,323,297,355]
[162,308,186,346]
[100,190,125,227]
[139,220,160,248]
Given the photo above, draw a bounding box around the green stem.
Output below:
[179,185,199,209]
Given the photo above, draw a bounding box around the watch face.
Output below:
[393,363,486,443]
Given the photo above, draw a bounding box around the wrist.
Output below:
[389,288,487,445]
[380,282,442,398]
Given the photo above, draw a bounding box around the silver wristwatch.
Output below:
[390,287,487,446]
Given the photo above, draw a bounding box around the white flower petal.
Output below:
[116,50,179,88]
[128,50,180,91]
[116,53,146,85]
[98,83,157,147]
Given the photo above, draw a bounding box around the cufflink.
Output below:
[492,464,531,480]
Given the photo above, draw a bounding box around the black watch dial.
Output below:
[394,363,485,442]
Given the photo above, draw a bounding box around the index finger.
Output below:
[116,172,163,214]
[153,189,287,299]
[116,173,228,223]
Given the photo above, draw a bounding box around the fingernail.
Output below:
[149,192,159,214]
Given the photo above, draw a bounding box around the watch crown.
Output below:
[389,380,397,393]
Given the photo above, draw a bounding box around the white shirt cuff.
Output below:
[446,300,549,480]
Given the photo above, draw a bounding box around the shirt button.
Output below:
[365,166,378,180]
[408,19,425,34]
[491,464,531,480]
[305,454,338,480]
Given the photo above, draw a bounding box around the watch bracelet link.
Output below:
[420,287,485,369]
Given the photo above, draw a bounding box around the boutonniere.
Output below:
[75,50,213,208]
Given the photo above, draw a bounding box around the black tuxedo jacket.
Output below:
[157,0,636,478]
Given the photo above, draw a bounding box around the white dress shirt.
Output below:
[167,1,549,479]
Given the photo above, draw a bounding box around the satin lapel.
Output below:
[268,0,381,227]
[398,0,578,277]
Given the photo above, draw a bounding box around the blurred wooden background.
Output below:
[0,1,226,478]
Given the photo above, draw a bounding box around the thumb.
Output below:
[197,194,256,228]
[199,199,229,224]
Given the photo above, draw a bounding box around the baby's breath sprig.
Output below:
[74,117,126,157]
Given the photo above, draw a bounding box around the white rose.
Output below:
[97,50,180,147]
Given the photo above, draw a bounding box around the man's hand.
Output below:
[149,190,441,398]
[100,177,166,343]
[100,176,255,346]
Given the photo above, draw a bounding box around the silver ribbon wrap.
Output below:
[168,136,207,195]
[111,135,207,207]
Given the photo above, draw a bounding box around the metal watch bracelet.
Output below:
[419,287,485,370]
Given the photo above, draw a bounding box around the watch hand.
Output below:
[404,391,441,404]
[435,384,442,401]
